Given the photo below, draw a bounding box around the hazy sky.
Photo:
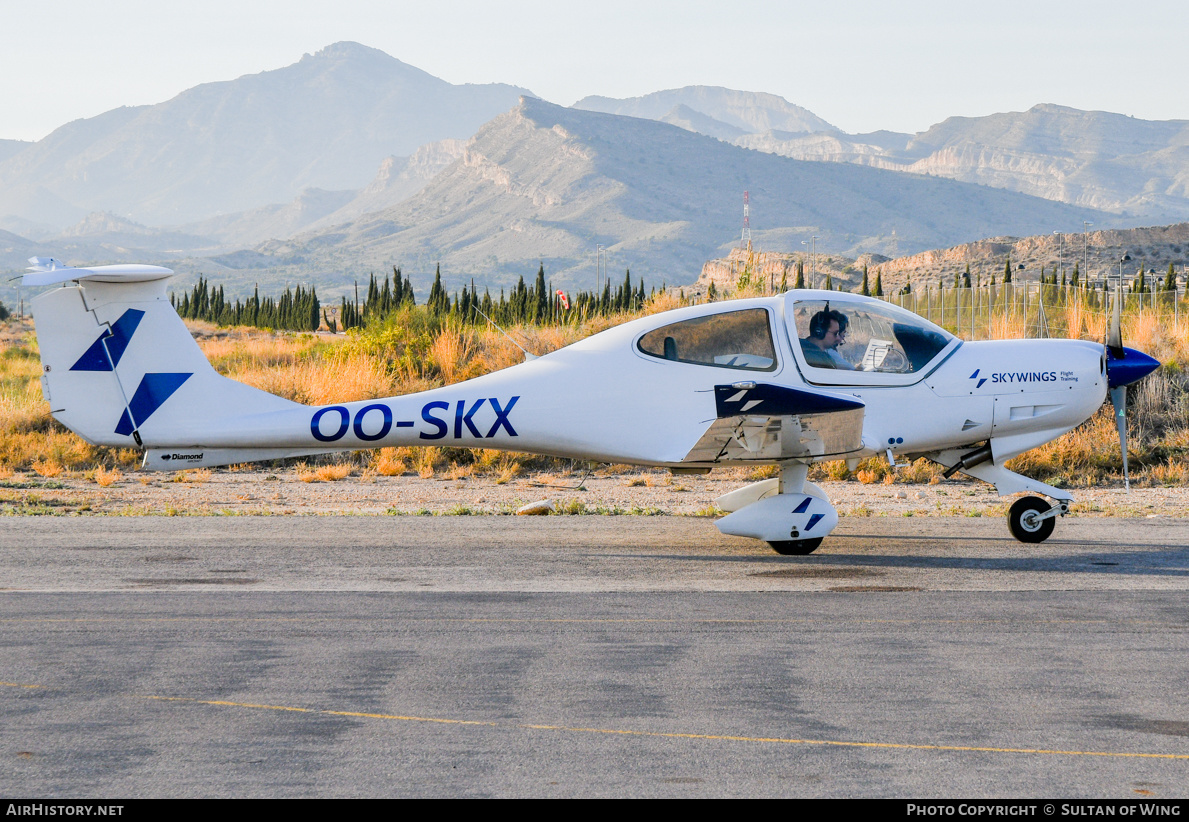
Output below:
[3,0,1187,142]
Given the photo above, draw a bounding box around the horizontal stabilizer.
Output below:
[24,258,174,287]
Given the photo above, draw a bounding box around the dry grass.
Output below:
[31,459,62,478]
[372,448,408,477]
[295,461,353,482]
[171,469,211,483]
[93,466,122,487]
[413,447,445,479]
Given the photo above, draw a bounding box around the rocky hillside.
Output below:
[699,223,1189,297]
[735,105,1189,221]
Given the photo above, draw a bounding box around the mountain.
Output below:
[581,93,1189,222]
[258,97,1115,292]
[735,105,1189,220]
[0,42,531,228]
[0,140,31,163]
[574,86,837,134]
[306,139,469,232]
[173,139,469,248]
[658,105,749,141]
[180,188,357,249]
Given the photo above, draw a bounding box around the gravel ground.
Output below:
[4,464,1188,519]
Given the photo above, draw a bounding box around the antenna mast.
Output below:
[740,191,752,252]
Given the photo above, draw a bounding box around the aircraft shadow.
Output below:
[602,544,1189,577]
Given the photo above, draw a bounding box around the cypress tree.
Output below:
[428,265,447,316]
[860,265,870,296]
[1003,259,1012,283]
[534,264,547,322]
[874,271,883,297]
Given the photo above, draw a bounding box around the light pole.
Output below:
[801,236,818,288]
[1083,221,1093,287]
[595,244,604,295]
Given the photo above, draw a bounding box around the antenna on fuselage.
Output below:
[472,304,537,362]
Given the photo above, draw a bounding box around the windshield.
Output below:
[790,298,954,375]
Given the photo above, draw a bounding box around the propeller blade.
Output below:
[1107,284,1124,358]
[1110,385,1129,492]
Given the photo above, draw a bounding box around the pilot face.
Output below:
[821,320,845,349]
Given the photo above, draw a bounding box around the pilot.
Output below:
[802,308,855,369]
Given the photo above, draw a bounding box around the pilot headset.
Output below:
[809,302,832,339]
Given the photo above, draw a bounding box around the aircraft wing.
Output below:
[682,383,865,463]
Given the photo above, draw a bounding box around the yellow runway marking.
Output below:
[137,694,1189,761]
[9,680,1188,760]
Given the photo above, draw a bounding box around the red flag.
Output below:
[556,289,570,310]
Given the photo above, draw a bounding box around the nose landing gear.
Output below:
[1007,495,1068,543]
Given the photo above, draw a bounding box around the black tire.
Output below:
[768,538,823,555]
[1007,496,1056,543]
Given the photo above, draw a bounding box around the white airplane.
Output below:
[25,257,1159,555]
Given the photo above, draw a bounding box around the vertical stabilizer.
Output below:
[31,273,299,449]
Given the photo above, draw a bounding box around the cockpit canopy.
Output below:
[630,294,958,387]
[637,307,778,372]
[787,294,958,385]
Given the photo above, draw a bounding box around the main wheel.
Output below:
[1007,496,1056,543]
[768,538,823,555]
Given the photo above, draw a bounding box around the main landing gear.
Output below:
[714,462,840,556]
[768,538,824,556]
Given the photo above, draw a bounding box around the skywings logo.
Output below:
[970,368,1058,389]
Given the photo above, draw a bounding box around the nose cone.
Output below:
[1107,347,1160,388]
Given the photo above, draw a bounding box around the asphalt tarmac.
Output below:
[2,516,1188,797]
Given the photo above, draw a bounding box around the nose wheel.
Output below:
[1007,496,1062,543]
